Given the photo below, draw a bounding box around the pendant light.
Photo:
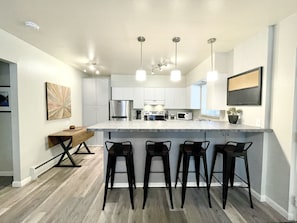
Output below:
[136,36,146,81]
[207,38,218,82]
[170,37,181,82]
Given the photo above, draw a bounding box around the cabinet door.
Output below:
[95,78,109,106]
[82,79,97,106]
[133,87,144,108]
[112,87,133,100]
[144,88,165,101]
[186,85,200,109]
[206,74,226,110]
[165,88,186,109]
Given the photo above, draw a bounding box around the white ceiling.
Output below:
[0,0,296,76]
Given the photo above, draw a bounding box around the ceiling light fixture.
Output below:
[135,36,146,81]
[151,58,170,75]
[24,21,40,30]
[170,37,181,82]
[84,61,100,75]
[207,38,218,82]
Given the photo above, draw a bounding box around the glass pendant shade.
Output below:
[136,69,147,81]
[170,69,181,81]
[207,70,218,82]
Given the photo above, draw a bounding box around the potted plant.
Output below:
[227,107,242,124]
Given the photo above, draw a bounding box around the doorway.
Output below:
[0,59,19,187]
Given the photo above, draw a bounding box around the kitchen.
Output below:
[0,1,297,222]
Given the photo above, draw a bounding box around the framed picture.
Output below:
[46,82,71,120]
[227,67,263,105]
[0,87,11,112]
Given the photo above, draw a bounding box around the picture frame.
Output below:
[0,87,11,112]
[227,67,263,105]
[46,82,71,120]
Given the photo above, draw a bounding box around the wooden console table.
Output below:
[48,127,94,167]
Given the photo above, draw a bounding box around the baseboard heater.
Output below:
[30,151,69,180]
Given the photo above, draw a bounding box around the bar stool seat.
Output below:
[143,140,174,209]
[102,141,136,210]
[209,141,253,209]
[174,140,212,208]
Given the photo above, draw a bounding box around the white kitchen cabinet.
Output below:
[112,87,134,100]
[185,85,200,109]
[165,88,186,109]
[82,77,110,145]
[133,87,144,108]
[206,74,227,110]
[144,88,165,101]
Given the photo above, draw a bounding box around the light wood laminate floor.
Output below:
[0,146,291,223]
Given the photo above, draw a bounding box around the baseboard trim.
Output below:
[263,195,290,220]
[0,171,13,176]
[12,176,32,187]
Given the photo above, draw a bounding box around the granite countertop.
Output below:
[87,120,270,133]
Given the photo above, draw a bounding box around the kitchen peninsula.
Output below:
[88,120,269,197]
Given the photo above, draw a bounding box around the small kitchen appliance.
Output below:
[177,112,193,120]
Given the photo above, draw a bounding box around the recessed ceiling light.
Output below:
[24,21,40,30]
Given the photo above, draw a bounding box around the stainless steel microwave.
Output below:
[177,112,193,120]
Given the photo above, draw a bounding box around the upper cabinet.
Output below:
[144,88,165,101]
[206,74,227,110]
[165,88,186,109]
[112,86,200,109]
[133,87,144,108]
[185,85,200,109]
[112,87,134,100]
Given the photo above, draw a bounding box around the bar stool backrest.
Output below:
[105,141,132,155]
[183,140,210,155]
[146,140,171,152]
[224,141,253,152]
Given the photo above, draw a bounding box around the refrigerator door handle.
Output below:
[111,116,128,119]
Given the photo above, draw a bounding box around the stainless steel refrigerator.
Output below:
[109,100,133,121]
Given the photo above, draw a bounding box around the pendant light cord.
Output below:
[140,41,143,68]
[175,41,177,69]
[210,42,213,71]
[208,38,216,72]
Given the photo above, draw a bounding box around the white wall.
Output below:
[232,29,269,128]
[0,28,84,185]
[184,19,297,218]
[269,13,297,217]
[111,74,186,87]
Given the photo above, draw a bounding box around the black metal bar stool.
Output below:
[102,141,136,210]
[142,140,174,209]
[209,141,253,209]
[174,140,212,208]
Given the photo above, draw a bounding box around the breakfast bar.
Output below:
[88,120,269,197]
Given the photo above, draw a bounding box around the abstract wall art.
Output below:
[46,82,71,120]
[0,87,11,112]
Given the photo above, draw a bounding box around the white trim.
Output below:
[264,194,291,220]
[0,171,13,176]
[12,176,32,187]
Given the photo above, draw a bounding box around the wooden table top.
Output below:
[48,127,94,148]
